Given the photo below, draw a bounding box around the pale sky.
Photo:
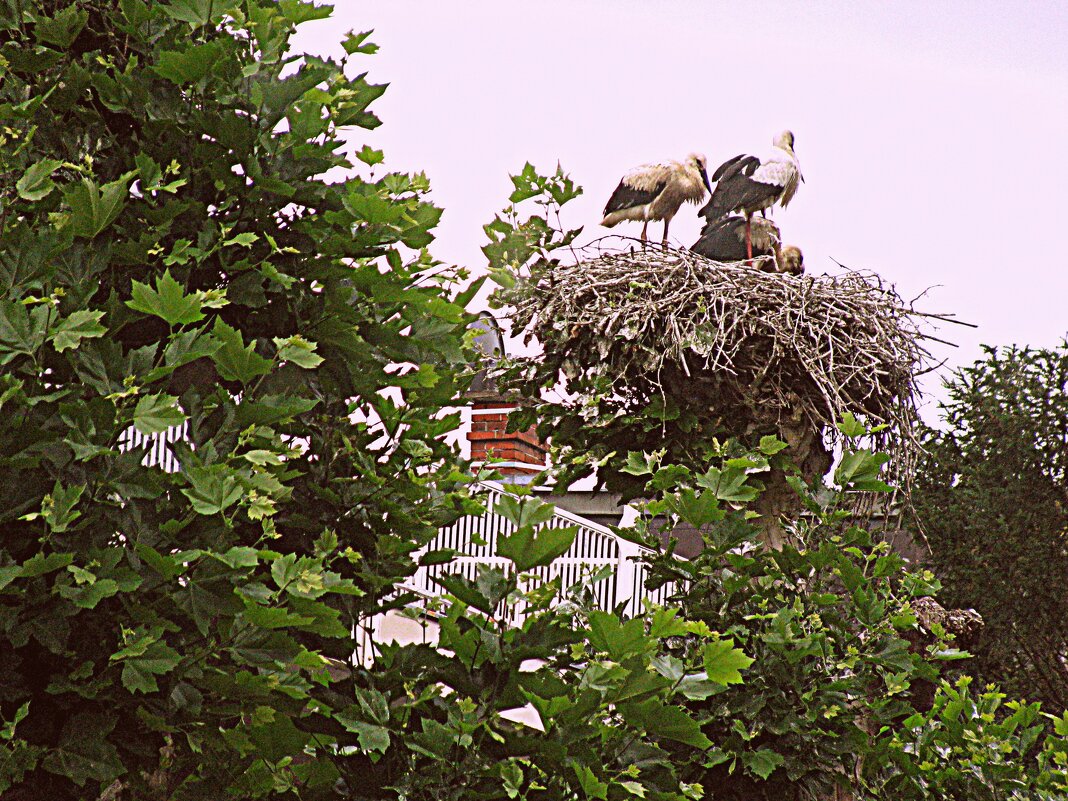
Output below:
[295,1,1068,416]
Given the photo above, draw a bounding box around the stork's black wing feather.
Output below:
[603,179,665,216]
[690,216,775,262]
[701,161,783,221]
[710,154,759,183]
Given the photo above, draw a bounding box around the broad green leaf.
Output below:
[338,719,390,754]
[836,412,867,438]
[342,30,379,56]
[153,41,224,85]
[133,393,187,435]
[742,749,784,780]
[210,320,272,383]
[39,714,122,787]
[24,481,85,534]
[573,764,608,800]
[126,269,204,326]
[622,451,656,476]
[273,335,324,369]
[758,434,788,455]
[703,638,753,685]
[19,552,73,578]
[649,608,689,639]
[0,300,50,363]
[497,523,576,572]
[17,158,62,201]
[181,465,243,516]
[588,611,649,661]
[34,5,89,48]
[618,699,712,749]
[223,231,259,248]
[58,578,118,609]
[64,173,134,239]
[49,310,106,352]
[355,144,384,165]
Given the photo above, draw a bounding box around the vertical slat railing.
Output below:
[407,482,682,625]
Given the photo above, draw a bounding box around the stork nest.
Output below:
[501,244,950,487]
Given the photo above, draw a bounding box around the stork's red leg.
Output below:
[745,215,753,262]
[662,218,670,246]
[641,221,648,242]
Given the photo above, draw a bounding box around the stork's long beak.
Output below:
[700,168,712,194]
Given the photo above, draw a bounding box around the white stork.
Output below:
[700,130,803,259]
[600,153,712,245]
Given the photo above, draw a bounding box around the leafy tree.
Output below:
[0,1,478,796]
[484,172,1068,799]
[911,344,1068,713]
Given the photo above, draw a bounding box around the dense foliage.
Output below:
[623,435,1068,799]
[0,1,478,796]
[912,344,1068,713]
[3,3,1067,800]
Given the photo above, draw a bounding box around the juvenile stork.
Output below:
[700,130,803,259]
[600,153,712,245]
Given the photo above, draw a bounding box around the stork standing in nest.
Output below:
[700,131,803,260]
[600,153,712,245]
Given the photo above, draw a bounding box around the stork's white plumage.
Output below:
[700,131,803,259]
[601,153,712,244]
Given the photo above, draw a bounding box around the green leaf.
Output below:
[34,5,89,48]
[153,41,224,85]
[16,158,62,201]
[703,638,753,685]
[342,30,379,55]
[758,434,788,455]
[497,523,576,572]
[587,611,649,661]
[621,451,656,476]
[273,335,324,369]
[127,269,204,326]
[49,310,106,352]
[133,393,187,435]
[40,714,122,787]
[340,719,390,754]
[59,578,118,609]
[24,482,85,534]
[836,412,867,438]
[19,552,73,578]
[210,320,272,383]
[355,144,384,166]
[742,749,784,780]
[618,699,712,749]
[223,231,259,248]
[181,465,243,516]
[573,764,608,800]
[64,173,134,239]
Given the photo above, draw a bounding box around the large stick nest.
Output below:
[503,244,948,483]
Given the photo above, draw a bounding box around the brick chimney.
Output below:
[465,312,546,477]
[466,393,547,477]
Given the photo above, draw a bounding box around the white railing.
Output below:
[124,428,681,628]
[118,421,187,473]
[408,482,679,624]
